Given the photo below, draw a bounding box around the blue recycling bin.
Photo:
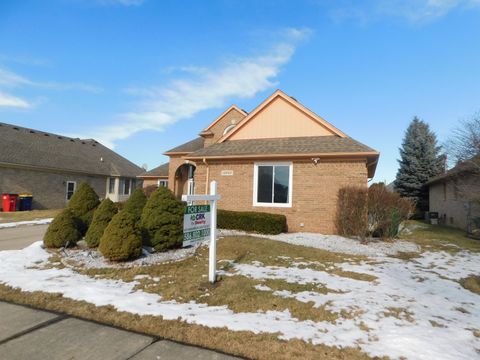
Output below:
[18,194,33,211]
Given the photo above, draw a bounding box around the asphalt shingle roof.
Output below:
[186,136,377,158]
[164,137,204,154]
[0,122,142,177]
[138,162,169,177]
[427,156,480,185]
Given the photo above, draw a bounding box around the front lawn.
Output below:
[400,220,480,252]
[0,230,479,360]
[0,209,60,224]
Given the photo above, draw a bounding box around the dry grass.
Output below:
[460,275,480,294]
[400,220,480,253]
[0,236,382,360]
[0,209,60,224]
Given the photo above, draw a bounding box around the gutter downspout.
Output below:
[203,158,210,196]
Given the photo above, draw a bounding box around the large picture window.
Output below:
[253,163,292,207]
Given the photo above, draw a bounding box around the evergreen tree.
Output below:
[67,182,100,235]
[85,198,118,248]
[99,211,142,261]
[44,209,81,248]
[394,117,444,211]
[122,188,147,223]
[140,186,184,252]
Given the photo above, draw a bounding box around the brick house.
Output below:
[141,90,379,233]
[427,157,480,231]
[137,162,170,188]
[0,122,143,210]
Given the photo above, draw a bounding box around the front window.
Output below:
[108,178,115,194]
[119,178,131,195]
[254,163,292,207]
[158,179,168,187]
[66,181,76,200]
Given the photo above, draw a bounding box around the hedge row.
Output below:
[217,209,287,235]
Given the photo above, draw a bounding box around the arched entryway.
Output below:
[174,163,196,199]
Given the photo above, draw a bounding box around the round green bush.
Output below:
[43,209,81,248]
[99,211,142,261]
[84,198,118,248]
[123,188,147,222]
[67,182,100,235]
[140,186,185,252]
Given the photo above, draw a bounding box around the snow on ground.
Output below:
[0,241,478,359]
[0,218,53,229]
[219,229,420,256]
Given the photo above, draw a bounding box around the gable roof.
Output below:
[0,122,142,177]
[187,136,377,158]
[164,137,204,155]
[138,162,169,178]
[186,136,379,177]
[201,105,247,133]
[218,90,348,143]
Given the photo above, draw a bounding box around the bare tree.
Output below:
[446,112,480,167]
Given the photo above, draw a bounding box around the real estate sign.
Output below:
[183,204,211,247]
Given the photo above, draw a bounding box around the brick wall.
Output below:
[204,109,245,147]
[193,159,368,233]
[429,175,480,230]
[0,165,107,210]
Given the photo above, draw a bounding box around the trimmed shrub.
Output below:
[43,209,81,248]
[67,182,100,235]
[335,183,415,239]
[335,186,368,239]
[218,209,287,235]
[143,185,158,197]
[84,198,118,248]
[140,186,184,252]
[368,183,415,238]
[123,188,147,222]
[99,211,142,261]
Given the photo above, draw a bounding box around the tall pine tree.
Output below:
[395,117,444,212]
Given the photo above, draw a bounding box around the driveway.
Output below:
[0,225,48,250]
[0,301,238,360]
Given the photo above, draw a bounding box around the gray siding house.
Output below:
[428,157,480,231]
[0,122,143,209]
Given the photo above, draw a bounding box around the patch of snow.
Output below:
[219,229,420,257]
[223,253,480,360]
[254,284,272,292]
[0,241,479,359]
[0,218,53,229]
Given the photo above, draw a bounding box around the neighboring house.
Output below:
[137,162,170,188]
[149,90,379,233]
[0,122,143,209]
[427,157,480,231]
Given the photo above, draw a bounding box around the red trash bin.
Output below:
[2,194,18,212]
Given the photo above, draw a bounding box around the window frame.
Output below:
[66,181,76,201]
[253,162,293,208]
[123,178,131,195]
[108,177,116,194]
[158,179,169,187]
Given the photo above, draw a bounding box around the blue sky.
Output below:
[0,0,479,183]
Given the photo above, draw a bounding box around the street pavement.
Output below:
[0,301,240,360]
[0,224,48,250]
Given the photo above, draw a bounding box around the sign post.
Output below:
[182,181,221,283]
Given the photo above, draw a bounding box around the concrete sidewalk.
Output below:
[0,301,240,360]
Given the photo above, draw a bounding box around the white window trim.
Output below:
[158,179,168,187]
[66,181,76,201]
[223,124,236,135]
[253,162,293,208]
[108,177,116,194]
